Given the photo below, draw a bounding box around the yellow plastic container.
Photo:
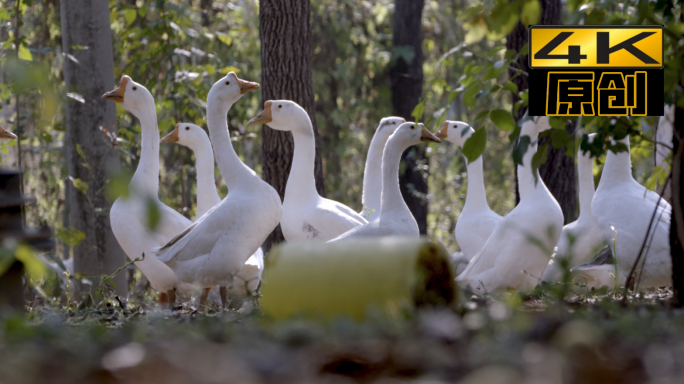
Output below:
[260,238,457,321]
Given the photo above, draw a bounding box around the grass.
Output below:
[1,279,683,384]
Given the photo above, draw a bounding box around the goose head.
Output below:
[102,76,155,117]
[434,121,473,148]
[247,100,310,132]
[389,122,441,147]
[0,124,17,140]
[208,72,259,105]
[161,123,208,148]
[375,116,406,138]
[521,116,552,137]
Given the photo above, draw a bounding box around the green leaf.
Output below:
[57,228,86,248]
[464,17,487,44]
[15,245,46,283]
[145,196,161,231]
[462,127,487,163]
[586,9,606,25]
[411,100,425,121]
[474,109,490,121]
[217,33,232,46]
[490,109,516,131]
[513,136,531,166]
[521,0,541,26]
[124,9,137,25]
[69,176,89,194]
[531,142,549,179]
[18,45,32,62]
[549,116,566,129]
[219,66,240,74]
[504,81,518,93]
[551,129,570,150]
[464,85,480,109]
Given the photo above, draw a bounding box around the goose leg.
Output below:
[167,288,177,310]
[158,292,169,307]
[199,287,210,307]
[219,286,228,308]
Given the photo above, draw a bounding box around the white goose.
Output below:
[575,135,672,289]
[359,117,406,220]
[457,117,564,294]
[103,76,194,307]
[160,123,264,299]
[154,73,281,307]
[434,121,503,261]
[329,122,440,242]
[248,100,367,241]
[542,133,606,283]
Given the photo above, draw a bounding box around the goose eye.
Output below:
[225,81,230,85]
[411,125,415,129]
[185,127,190,131]
[132,86,137,91]
[278,105,282,108]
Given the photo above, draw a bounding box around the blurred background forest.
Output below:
[0,0,670,262]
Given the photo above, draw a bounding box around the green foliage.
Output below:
[462,127,487,163]
[56,228,86,248]
[489,109,516,131]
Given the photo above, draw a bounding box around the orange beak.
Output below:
[233,73,260,95]
[0,125,17,140]
[102,76,130,103]
[247,101,273,125]
[161,124,180,143]
[420,124,441,143]
[434,121,449,139]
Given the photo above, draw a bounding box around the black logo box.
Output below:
[528,68,664,117]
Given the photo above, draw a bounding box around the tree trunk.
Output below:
[671,104,684,306]
[506,0,576,223]
[391,0,428,234]
[259,0,326,250]
[60,0,126,297]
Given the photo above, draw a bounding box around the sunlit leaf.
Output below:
[521,0,541,26]
[18,46,32,62]
[124,9,137,25]
[57,228,86,248]
[69,176,89,194]
[15,245,46,283]
[411,100,425,122]
[217,33,232,46]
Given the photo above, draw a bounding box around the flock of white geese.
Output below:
[4,70,670,307]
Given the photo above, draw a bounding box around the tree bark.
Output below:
[671,104,684,306]
[506,0,576,223]
[259,0,326,250]
[60,0,126,297]
[391,0,428,234]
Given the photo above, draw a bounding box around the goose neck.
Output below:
[601,139,633,185]
[517,132,542,200]
[130,110,160,196]
[577,150,595,216]
[188,138,221,215]
[462,155,490,212]
[380,138,410,214]
[285,127,319,203]
[361,131,389,213]
[206,99,253,191]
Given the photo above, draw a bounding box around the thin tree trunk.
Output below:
[506,0,576,223]
[671,104,684,306]
[259,0,326,251]
[60,0,126,297]
[391,0,428,234]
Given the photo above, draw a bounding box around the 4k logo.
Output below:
[528,26,663,117]
[529,26,663,68]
